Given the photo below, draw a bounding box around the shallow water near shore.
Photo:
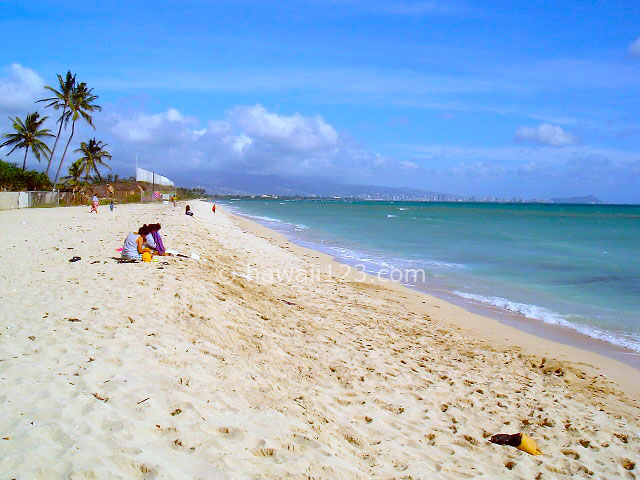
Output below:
[221,199,640,365]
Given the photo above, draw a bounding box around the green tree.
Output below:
[1,112,54,171]
[52,82,102,187]
[60,159,85,190]
[37,71,76,178]
[0,159,52,191]
[74,138,112,182]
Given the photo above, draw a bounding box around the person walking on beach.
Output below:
[90,194,99,213]
[171,195,177,207]
[212,204,216,214]
[109,200,115,211]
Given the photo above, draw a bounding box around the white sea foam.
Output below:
[244,214,282,223]
[453,291,640,353]
[423,260,464,269]
[328,246,465,273]
[331,247,395,268]
[387,214,397,218]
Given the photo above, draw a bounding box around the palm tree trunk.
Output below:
[45,108,66,178]
[22,148,28,171]
[52,120,75,188]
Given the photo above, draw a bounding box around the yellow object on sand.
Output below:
[142,252,152,263]
[489,432,542,456]
[517,434,542,455]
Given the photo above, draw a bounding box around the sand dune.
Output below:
[0,200,638,479]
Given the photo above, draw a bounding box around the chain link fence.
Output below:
[0,191,55,210]
[0,189,178,210]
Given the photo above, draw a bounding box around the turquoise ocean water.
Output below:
[222,199,640,362]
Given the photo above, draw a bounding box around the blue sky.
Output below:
[1,0,639,201]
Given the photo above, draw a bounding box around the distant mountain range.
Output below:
[192,172,461,200]
[550,195,604,204]
[173,171,606,203]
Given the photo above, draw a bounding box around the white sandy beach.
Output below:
[0,200,638,479]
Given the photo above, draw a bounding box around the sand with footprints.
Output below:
[1,200,638,478]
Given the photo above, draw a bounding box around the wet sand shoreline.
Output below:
[227,205,640,385]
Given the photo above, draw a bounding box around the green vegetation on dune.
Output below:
[0,159,52,191]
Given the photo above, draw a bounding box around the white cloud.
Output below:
[165,107,185,122]
[629,37,640,57]
[109,108,196,143]
[400,161,418,169]
[514,124,578,147]
[0,63,45,114]
[232,133,253,153]
[99,103,399,182]
[230,104,338,152]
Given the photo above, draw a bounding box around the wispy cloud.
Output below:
[396,143,639,166]
[496,58,640,90]
[514,124,579,147]
[629,37,640,57]
[312,0,469,16]
[85,54,638,133]
[89,67,499,96]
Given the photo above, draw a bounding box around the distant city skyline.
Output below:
[1,0,639,202]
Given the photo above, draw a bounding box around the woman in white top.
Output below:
[122,225,152,260]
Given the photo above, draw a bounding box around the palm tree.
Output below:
[60,159,89,203]
[51,82,102,187]
[61,159,85,189]
[1,112,54,170]
[74,138,112,182]
[37,71,76,178]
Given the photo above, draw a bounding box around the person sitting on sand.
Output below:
[121,225,152,261]
[148,223,166,255]
[143,224,157,251]
[185,205,194,216]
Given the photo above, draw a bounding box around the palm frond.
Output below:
[1,112,54,168]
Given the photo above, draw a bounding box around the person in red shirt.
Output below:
[212,204,216,213]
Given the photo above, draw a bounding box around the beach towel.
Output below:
[151,231,165,254]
